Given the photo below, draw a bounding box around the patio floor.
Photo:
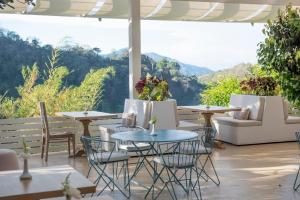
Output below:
[25,142,300,200]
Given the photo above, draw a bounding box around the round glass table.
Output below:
[111,129,198,143]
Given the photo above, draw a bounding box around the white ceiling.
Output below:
[0,0,299,23]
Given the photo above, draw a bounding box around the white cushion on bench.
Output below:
[286,116,300,124]
[214,116,262,127]
[177,121,202,131]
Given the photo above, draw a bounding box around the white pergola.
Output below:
[1,0,299,98]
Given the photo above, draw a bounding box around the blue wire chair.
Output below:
[80,136,130,198]
[147,140,203,200]
[293,131,300,190]
[112,126,153,186]
[194,126,220,186]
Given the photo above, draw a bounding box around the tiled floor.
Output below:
[26,142,300,199]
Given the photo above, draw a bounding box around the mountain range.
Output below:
[103,49,254,80]
[198,63,253,83]
[145,52,214,76]
[103,49,214,76]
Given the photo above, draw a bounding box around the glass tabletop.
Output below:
[111,130,198,143]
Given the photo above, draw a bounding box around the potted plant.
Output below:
[135,75,177,129]
[135,75,170,101]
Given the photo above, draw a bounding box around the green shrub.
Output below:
[201,77,241,106]
[240,76,278,96]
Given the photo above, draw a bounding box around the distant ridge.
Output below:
[198,63,253,83]
[103,49,214,76]
[145,52,213,76]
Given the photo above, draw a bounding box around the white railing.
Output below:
[0,109,201,154]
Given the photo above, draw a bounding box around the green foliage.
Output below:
[201,77,241,106]
[0,50,115,118]
[257,5,300,108]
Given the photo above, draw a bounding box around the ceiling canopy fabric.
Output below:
[0,0,299,23]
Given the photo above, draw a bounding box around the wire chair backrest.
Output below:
[39,102,50,139]
[295,132,300,149]
[158,140,202,168]
[201,126,217,149]
[81,136,116,164]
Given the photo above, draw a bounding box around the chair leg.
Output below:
[41,137,45,159]
[72,136,76,158]
[68,138,71,156]
[294,164,300,190]
[45,140,49,162]
[207,155,220,185]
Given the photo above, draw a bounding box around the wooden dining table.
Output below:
[179,105,241,148]
[0,165,96,200]
[56,111,118,156]
[179,105,241,128]
[56,111,118,137]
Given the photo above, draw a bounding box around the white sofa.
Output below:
[213,95,300,145]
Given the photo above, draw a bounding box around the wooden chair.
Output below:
[39,102,76,162]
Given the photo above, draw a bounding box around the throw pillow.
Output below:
[233,108,250,120]
[122,113,136,127]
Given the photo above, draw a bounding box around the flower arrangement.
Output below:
[240,77,278,96]
[62,173,81,200]
[135,75,170,101]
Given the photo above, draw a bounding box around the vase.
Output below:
[20,158,32,180]
[66,195,71,200]
[150,124,157,136]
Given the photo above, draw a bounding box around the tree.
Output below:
[0,50,115,118]
[258,5,300,108]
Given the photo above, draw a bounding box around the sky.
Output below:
[0,14,266,70]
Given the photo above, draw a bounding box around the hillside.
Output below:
[104,51,213,76]
[198,63,253,83]
[143,52,213,76]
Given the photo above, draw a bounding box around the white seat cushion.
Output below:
[92,152,129,163]
[153,155,195,168]
[177,121,202,131]
[286,116,300,124]
[119,143,151,152]
[214,116,262,127]
[0,149,19,171]
[180,145,212,154]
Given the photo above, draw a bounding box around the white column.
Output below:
[128,0,141,99]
